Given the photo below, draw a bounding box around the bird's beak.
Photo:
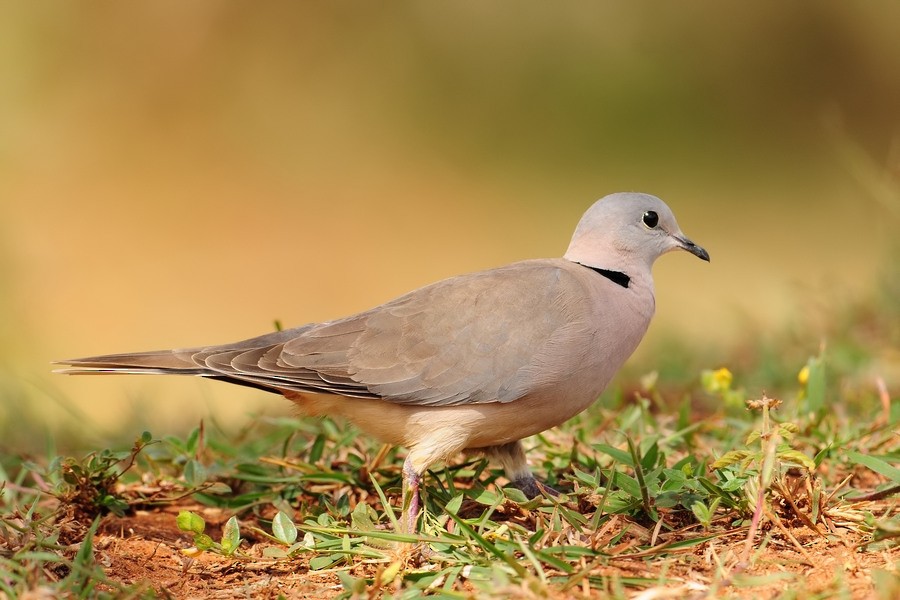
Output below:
[675,235,710,262]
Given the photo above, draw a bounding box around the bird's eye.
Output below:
[642,211,659,228]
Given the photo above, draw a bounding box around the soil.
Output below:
[54,497,900,599]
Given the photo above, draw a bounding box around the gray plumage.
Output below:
[56,192,709,529]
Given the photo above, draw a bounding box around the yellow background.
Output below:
[1,3,897,443]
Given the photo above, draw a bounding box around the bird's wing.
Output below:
[227,260,599,404]
[58,260,599,407]
[267,260,597,405]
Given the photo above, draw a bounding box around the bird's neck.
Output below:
[575,263,630,288]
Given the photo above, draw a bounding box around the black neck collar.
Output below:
[575,263,630,288]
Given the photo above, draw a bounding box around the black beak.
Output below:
[676,236,710,262]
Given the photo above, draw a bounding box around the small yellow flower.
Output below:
[701,367,734,395]
[798,365,809,386]
[713,368,733,389]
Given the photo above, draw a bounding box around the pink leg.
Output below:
[402,456,421,533]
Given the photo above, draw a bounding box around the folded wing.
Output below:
[58,261,595,407]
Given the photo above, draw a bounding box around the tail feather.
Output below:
[53,349,202,375]
[53,324,347,397]
[54,349,292,396]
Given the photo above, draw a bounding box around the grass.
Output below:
[1,297,899,599]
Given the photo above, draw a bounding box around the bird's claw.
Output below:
[509,476,560,499]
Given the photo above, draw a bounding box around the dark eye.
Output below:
[642,211,659,228]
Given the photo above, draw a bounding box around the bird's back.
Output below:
[58,258,654,415]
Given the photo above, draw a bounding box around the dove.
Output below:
[56,192,709,531]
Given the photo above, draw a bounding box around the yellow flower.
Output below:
[712,367,732,391]
[701,367,734,395]
[798,365,809,386]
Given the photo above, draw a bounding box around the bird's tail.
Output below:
[54,350,204,376]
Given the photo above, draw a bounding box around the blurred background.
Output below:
[1,2,898,452]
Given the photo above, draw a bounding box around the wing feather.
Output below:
[58,260,595,406]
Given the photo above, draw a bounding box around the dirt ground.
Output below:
[48,500,896,599]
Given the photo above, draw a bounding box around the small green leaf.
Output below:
[380,560,403,584]
[594,444,634,466]
[803,355,826,414]
[309,434,326,463]
[350,501,378,532]
[718,477,748,493]
[610,471,641,498]
[310,554,342,570]
[691,501,712,527]
[273,511,298,544]
[335,493,351,517]
[469,488,501,505]
[194,533,215,551]
[502,487,529,503]
[220,516,241,555]
[445,493,464,515]
[183,460,207,487]
[263,546,288,558]
[697,477,739,510]
[203,482,233,495]
[777,449,816,471]
[176,511,205,534]
[813,445,831,468]
[186,427,201,455]
[711,450,752,470]
[99,495,128,518]
[640,440,660,471]
[571,468,598,487]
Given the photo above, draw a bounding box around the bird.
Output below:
[56,192,709,531]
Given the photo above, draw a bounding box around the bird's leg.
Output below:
[401,456,422,533]
[486,440,560,498]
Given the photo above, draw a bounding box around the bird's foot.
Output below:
[402,457,421,533]
[509,475,560,499]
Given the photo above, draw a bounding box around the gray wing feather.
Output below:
[58,260,594,406]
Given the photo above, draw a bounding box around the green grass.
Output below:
[2,295,899,599]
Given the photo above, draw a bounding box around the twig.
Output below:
[764,506,815,567]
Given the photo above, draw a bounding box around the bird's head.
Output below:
[564,192,709,274]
